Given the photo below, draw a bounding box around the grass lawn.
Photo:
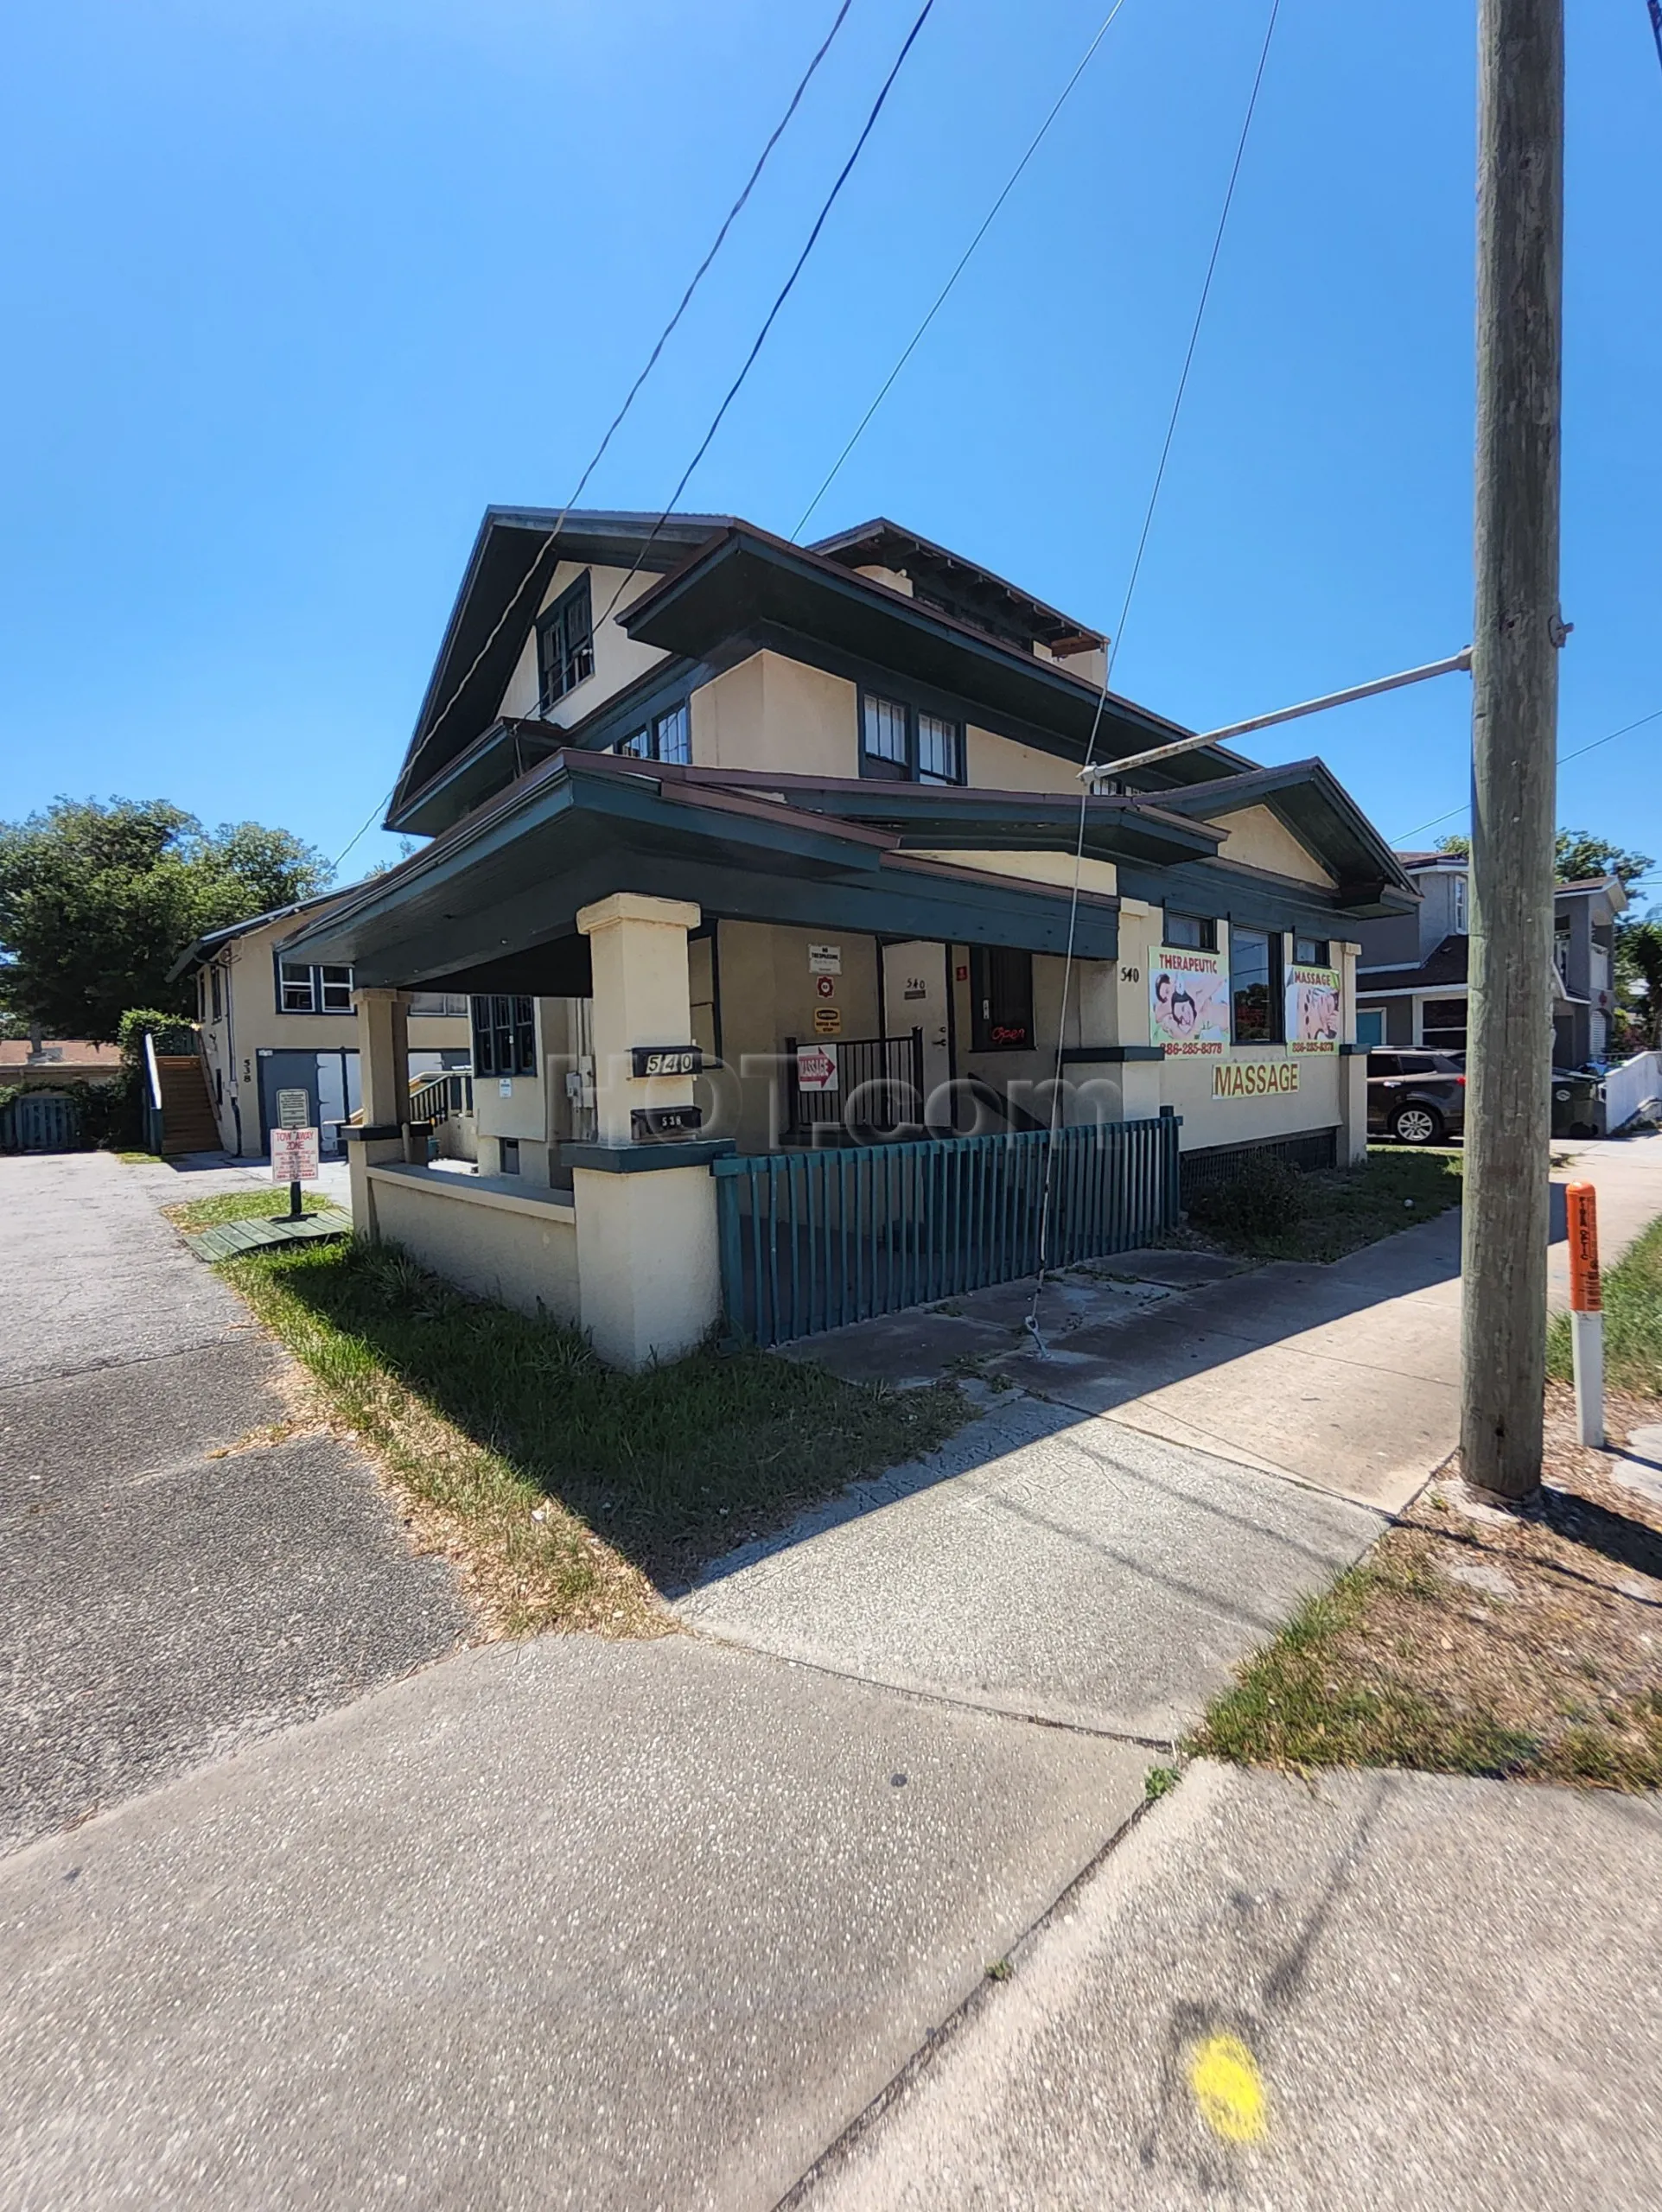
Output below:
[1184,1143,1463,1265]
[164,1189,337,1230]
[1549,1215,1662,1398]
[221,1237,965,1637]
[1192,1220,1662,1793]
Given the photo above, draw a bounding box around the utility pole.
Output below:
[1461,0,1564,1497]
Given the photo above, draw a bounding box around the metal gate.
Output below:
[713,1111,1181,1348]
[0,1093,85,1154]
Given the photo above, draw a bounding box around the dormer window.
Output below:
[537,574,595,709]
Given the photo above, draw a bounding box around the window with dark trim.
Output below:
[210,966,222,1021]
[970,945,1034,1052]
[1293,935,1330,965]
[537,575,595,708]
[470,995,537,1077]
[1231,927,1282,1043]
[859,691,965,785]
[278,958,354,1014]
[617,700,691,765]
[1164,911,1218,951]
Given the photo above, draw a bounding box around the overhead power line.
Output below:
[407,0,860,778]
[1392,702,1662,846]
[793,0,1133,542]
[1028,0,1282,1338]
[595,0,939,626]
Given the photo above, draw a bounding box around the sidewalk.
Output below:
[799,1760,1662,2212]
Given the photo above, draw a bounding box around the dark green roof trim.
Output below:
[619,528,1249,783]
[392,508,735,819]
[1138,760,1416,903]
[564,1139,735,1173]
[279,753,1124,988]
[167,887,346,982]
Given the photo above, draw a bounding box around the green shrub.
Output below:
[117,1007,196,1059]
[1187,1154,1309,1243]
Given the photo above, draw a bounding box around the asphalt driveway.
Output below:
[0,1152,467,1850]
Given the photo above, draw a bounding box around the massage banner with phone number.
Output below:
[1149,948,1230,1055]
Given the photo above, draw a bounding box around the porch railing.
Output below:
[784,1029,924,1137]
[409,1071,474,1125]
[713,1111,1181,1348]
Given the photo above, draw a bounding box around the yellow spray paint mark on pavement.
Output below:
[1187,2034,1267,2143]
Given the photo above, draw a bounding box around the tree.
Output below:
[1435,826,1652,890]
[1616,917,1662,1051]
[0,798,330,1042]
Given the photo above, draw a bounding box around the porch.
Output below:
[277,751,1372,1367]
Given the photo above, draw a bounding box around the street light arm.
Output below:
[1081,647,1474,784]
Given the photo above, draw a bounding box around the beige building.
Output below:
[171,895,471,1157]
[278,509,1415,1366]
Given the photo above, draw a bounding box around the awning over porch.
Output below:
[279,751,1206,992]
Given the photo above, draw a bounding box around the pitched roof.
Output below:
[0,1039,123,1073]
[1356,933,1471,994]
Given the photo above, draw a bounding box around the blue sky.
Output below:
[3,0,1659,896]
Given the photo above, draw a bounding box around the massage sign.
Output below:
[1149,948,1230,1055]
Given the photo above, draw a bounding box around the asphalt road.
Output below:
[0,1152,467,1849]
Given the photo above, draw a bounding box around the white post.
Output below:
[1566,1180,1603,1449]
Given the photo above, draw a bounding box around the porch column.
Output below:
[347,987,411,1238]
[570,893,722,1370]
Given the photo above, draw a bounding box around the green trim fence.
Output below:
[0,1094,86,1154]
[713,1111,1181,1348]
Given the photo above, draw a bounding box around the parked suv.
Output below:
[1366,1050,1467,1145]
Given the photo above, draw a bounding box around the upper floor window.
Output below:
[408,990,471,1018]
[470,994,537,1077]
[860,692,965,785]
[537,575,595,709]
[1453,874,1468,932]
[279,959,353,1014]
[617,701,691,766]
[1164,911,1218,951]
[1231,927,1282,1043]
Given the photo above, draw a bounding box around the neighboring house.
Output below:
[275,506,1415,1365]
[170,893,472,1157]
[0,1039,124,1090]
[1354,849,1626,1065]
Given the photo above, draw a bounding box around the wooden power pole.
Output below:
[1461,0,1565,1497]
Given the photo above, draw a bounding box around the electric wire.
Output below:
[595,0,938,630]
[405,0,859,779]
[1391,702,1662,847]
[792,0,1132,543]
[1026,0,1282,1350]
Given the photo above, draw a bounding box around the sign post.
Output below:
[271,1124,320,1223]
[1566,1181,1602,1448]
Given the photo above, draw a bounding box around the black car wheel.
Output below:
[1392,1103,1443,1146]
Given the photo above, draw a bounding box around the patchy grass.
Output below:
[1549,1216,1662,1399]
[1184,1145,1463,1265]
[1190,1381,1662,1792]
[220,1237,966,1638]
[118,1149,164,1165]
[164,1189,335,1230]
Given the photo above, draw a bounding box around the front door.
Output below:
[882,941,952,1125]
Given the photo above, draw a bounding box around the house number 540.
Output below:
[1121,965,1141,983]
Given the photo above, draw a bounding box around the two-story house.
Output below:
[275,507,1415,1366]
[171,893,472,1157]
[1354,849,1625,1065]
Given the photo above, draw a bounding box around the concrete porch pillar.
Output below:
[1335,942,1368,1166]
[570,893,723,1370]
[347,988,411,1238]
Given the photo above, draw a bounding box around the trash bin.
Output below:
[1551,1070,1605,1140]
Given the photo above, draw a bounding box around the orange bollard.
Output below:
[1565,1182,1603,1447]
